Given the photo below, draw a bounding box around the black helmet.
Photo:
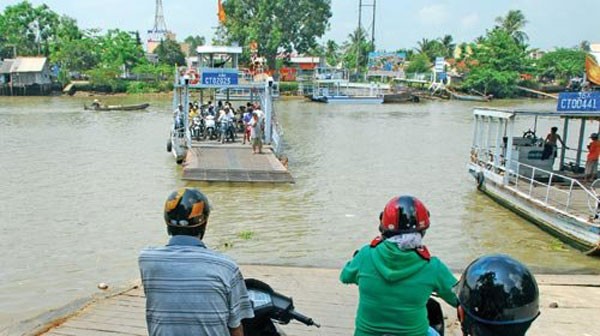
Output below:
[456,254,539,335]
[164,188,210,228]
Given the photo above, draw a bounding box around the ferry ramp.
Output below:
[182,143,293,183]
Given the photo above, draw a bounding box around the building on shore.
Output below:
[0,57,53,96]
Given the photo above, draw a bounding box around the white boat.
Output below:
[309,68,383,104]
[468,103,600,255]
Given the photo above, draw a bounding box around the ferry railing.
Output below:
[471,146,600,220]
[508,160,599,219]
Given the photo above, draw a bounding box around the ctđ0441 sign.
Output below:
[557,92,600,112]
[201,69,238,86]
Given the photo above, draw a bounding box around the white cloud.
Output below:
[418,4,449,25]
[461,13,480,29]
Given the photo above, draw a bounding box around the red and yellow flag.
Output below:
[218,0,226,24]
[586,54,600,86]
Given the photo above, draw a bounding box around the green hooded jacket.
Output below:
[340,241,458,336]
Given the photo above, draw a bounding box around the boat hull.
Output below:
[84,103,150,111]
[310,95,383,104]
[469,165,600,255]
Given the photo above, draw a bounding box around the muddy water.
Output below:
[0,96,598,329]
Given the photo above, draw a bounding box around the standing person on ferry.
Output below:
[585,133,600,182]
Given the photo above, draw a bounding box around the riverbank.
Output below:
[11,265,600,336]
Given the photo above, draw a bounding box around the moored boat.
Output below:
[447,89,491,102]
[84,103,150,111]
[468,95,600,255]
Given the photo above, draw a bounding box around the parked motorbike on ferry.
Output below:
[243,278,320,336]
[221,119,236,143]
[191,116,204,141]
[204,115,218,140]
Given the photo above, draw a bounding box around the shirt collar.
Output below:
[167,235,206,248]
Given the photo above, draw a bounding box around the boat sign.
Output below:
[557,92,600,112]
[200,68,238,87]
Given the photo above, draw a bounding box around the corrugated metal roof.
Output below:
[13,57,47,72]
[0,59,15,74]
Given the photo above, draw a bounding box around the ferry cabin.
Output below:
[468,100,600,255]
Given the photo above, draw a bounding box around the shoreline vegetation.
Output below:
[0,2,591,98]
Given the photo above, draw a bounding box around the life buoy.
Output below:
[186,69,200,85]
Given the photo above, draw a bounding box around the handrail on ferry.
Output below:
[471,146,600,226]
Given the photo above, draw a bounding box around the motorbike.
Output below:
[221,119,236,143]
[204,115,218,140]
[243,278,320,336]
[191,116,204,141]
[243,277,446,336]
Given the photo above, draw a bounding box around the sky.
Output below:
[1,0,599,51]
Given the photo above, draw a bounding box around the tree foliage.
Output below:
[341,27,373,73]
[535,48,586,83]
[325,39,340,67]
[183,35,205,56]
[495,10,528,47]
[222,0,331,68]
[461,29,531,97]
[155,39,186,66]
[0,1,60,56]
[405,53,431,74]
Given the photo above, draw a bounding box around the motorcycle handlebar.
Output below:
[290,310,320,328]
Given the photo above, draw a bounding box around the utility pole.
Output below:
[356,0,377,77]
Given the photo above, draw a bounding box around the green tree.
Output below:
[580,40,591,52]
[462,29,531,97]
[325,39,340,67]
[439,34,455,59]
[415,38,445,62]
[495,10,528,46]
[0,1,60,56]
[97,29,145,70]
[222,0,331,69]
[184,35,205,56]
[536,48,586,84]
[155,39,186,66]
[341,27,373,73]
[405,53,431,74]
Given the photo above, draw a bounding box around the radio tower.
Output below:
[355,0,376,74]
[148,0,168,43]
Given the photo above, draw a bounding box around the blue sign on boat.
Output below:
[201,68,238,86]
[557,92,600,112]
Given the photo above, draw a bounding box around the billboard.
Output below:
[367,51,406,77]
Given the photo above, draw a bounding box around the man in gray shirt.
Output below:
[139,188,254,336]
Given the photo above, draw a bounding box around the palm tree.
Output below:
[439,34,455,59]
[495,10,529,46]
[325,39,339,67]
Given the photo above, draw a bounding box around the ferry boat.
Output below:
[309,68,384,104]
[468,93,600,255]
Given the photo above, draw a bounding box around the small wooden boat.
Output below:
[447,89,491,102]
[383,91,420,103]
[84,103,150,111]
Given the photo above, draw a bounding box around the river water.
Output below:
[1,96,599,329]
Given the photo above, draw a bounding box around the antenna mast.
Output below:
[148,0,168,42]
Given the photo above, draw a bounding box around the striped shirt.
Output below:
[139,235,254,336]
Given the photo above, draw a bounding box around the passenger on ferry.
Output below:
[340,196,458,336]
[542,127,566,160]
[249,112,263,154]
[585,133,600,182]
[455,254,540,336]
[242,107,253,144]
[138,188,254,336]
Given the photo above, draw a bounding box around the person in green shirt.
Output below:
[340,195,458,336]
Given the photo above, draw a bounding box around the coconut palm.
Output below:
[495,10,529,46]
[439,34,455,59]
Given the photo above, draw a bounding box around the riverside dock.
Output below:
[17,265,600,336]
[182,143,293,183]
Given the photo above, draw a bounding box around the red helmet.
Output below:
[379,196,430,236]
